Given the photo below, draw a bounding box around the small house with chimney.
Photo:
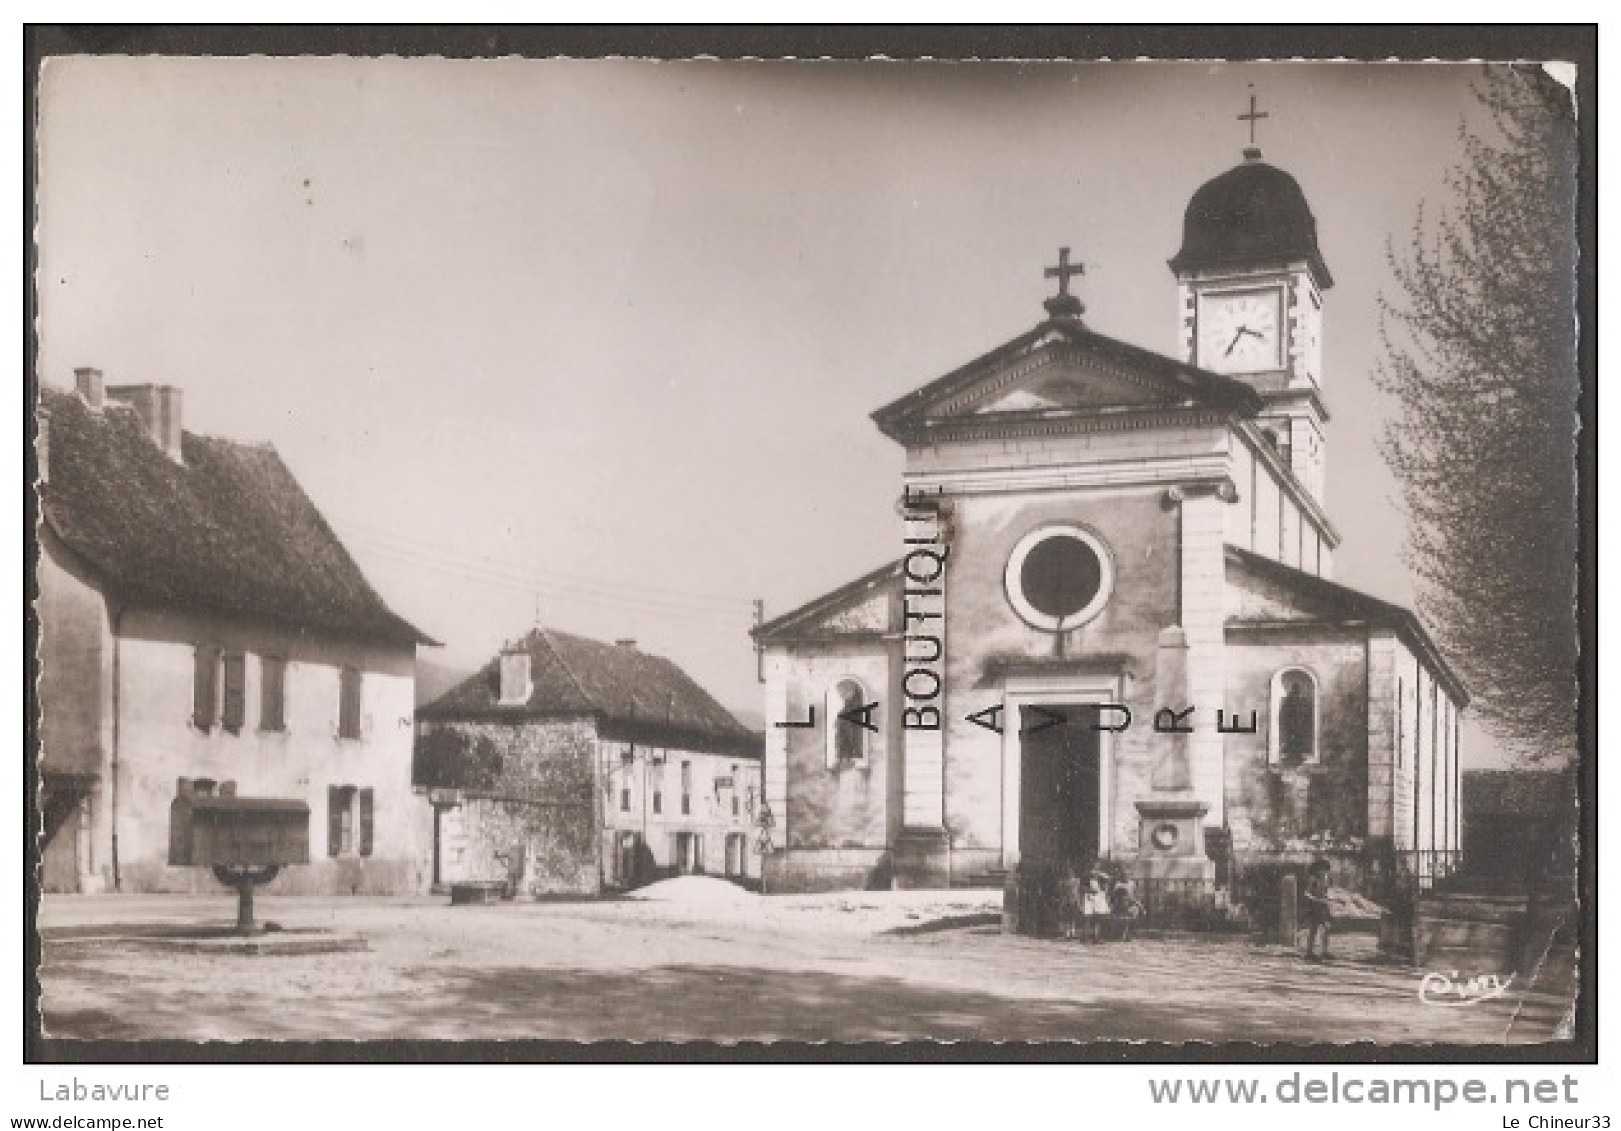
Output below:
[36,369,436,894]
[415,628,764,895]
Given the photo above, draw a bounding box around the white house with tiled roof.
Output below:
[36,370,436,894]
[415,627,764,894]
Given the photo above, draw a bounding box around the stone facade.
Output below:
[415,714,763,894]
[415,716,599,895]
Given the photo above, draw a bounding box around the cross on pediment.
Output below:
[1042,246,1086,321]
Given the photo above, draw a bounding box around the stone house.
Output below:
[414,628,763,895]
[36,371,436,894]
[752,142,1467,900]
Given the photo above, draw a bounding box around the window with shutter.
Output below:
[221,653,246,733]
[338,667,362,739]
[192,646,219,730]
[358,788,374,857]
[260,657,286,731]
[327,785,345,856]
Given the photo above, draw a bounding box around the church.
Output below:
[752,126,1468,905]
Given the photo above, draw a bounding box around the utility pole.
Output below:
[753,598,765,683]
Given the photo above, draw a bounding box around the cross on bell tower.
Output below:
[1042,246,1086,321]
[1239,85,1269,161]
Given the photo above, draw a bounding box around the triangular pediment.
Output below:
[967,353,1185,416]
[871,321,1260,441]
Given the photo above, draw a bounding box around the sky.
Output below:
[36,57,1529,765]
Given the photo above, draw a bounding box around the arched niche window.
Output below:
[825,678,870,770]
[1269,668,1320,766]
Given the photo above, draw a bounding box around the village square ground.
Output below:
[35,883,1571,1045]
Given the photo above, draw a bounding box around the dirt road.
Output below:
[36,889,1552,1045]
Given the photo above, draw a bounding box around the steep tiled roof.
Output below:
[420,627,761,758]
[39,385,432,646]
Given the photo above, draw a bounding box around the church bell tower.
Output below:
[1168,93,1332,503]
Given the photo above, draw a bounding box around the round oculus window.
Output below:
[1004,525,1114,631]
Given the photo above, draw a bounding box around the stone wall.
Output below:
[1222,626,1369,849]
[37,532,110,778]
[936,484,1180,859]
[415,715,599,896]
[771,643,895,853]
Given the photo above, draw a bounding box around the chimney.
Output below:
[615,639,637,649]
[106,383,185,463]
[74,367,104,409]
[498,644,532,706]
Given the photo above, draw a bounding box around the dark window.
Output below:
[338,667,362,739]
[732,795,740,817]
[652,791,662,815]
[833,680,866,765]
[681,795,691,816]
[328,785,356,856]
[1020,534,1103,619]
[680,761,691,814]
[260,657,286,731]
[192,646,220,730]
[620,788,631,813]
[221,652,246,733]
[1278,673,1316,761]
[358,788,374,857]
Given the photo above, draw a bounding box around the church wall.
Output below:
[773,642,895,853]
[933,483,1179,858]
[1253,467,1282,561]
[1222,628,1368,851]
[1225,442,1255,553]
[1280,496,1302,569]
[1390,644,1421,851]
[1365,631,1399,842]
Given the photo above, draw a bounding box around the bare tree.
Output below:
[1377,64,1579,765]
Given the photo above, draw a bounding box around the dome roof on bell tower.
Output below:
[1169,152,1334,288]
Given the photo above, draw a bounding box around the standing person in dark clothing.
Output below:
[1301,857,1333,961]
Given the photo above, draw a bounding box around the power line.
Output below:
[357,546,748,629]
[350,538,749,623]
[327,510,743,608]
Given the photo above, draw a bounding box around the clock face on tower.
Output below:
[1197,288,1284,374]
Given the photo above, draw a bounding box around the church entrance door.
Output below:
[1017,706,1102,870]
